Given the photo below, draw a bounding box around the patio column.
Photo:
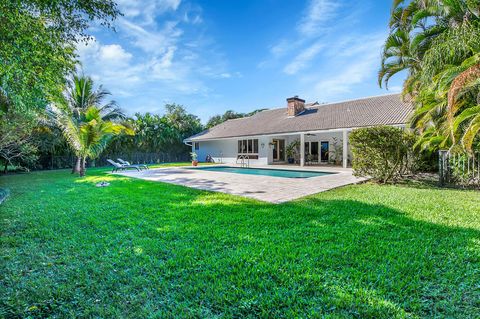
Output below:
[342,129,348,168]
[300,133,305,167]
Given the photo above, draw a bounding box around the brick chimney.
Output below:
[286,96,305,116]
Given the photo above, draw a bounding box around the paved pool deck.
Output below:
[115,165,367,203]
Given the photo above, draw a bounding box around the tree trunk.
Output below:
[72,157,81,174]
[79,157,86,177]
[3,162,7,174]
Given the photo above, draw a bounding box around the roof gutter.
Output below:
[186,124,407,142]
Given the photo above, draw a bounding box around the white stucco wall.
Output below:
[192,131,353,166]
[193,136,270,165]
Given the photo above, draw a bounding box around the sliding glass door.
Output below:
[272,139,285,162]
[304,141,319,162]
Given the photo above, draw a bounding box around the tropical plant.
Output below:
[380,0,480,154]
[51,74,131,176]
[105,105,203,159]
[190,152,198,161]
[52,104,132,176]
[286,140,300,160]
[59,74,126,173]
[328,137,344,165]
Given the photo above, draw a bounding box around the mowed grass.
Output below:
[1,166,479,318]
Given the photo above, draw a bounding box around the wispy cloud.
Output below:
[258,0,387,103]
[118,19,182,54]
[261,0,343,75]
[308,33,386,99]
[297,0,340,36]
[115,0,181,26]
[283,41,325,75]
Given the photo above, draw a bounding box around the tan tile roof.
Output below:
[186,94,413,141]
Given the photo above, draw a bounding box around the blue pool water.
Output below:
[189,166,335,179]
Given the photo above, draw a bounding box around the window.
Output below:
[194,142,199,150]
[238,139,259,154]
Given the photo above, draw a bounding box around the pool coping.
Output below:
[182,165,338,178]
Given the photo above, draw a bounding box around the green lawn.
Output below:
[1,166,479,318]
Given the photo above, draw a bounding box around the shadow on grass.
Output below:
[1,171,479,318]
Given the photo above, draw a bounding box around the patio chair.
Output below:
[117,158,149,170]
[107,159,140,172]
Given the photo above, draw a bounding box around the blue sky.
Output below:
[77,0,405,123]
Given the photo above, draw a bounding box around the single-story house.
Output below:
[184,94,413,168]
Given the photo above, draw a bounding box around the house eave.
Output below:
[186,123,408,142]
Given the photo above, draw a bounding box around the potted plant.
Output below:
[286,140,300,164]
[190,152,198,166]
[329,137,343,165]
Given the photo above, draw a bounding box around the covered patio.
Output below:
[267,129,350,168]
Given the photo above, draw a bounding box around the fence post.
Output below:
[439,150,448,186]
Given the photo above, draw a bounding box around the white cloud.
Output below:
[261,0,385,100]
[183,11,203,25]
[283,41,325,75]
[75,0,235,115]
[115,0,181,26]
[261,0,342,74]
[118,19,182,54]
[76,38,144,97]
[99,44,133,65]
[270,39,291,57]
[387,85,403,92]
[309,33,385,99]
[77,39,132,67]
[297,0,340,36]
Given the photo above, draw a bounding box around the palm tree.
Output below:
[52,104,132,176]
[51,74,132,176]
[61,74,126,173]
[381,0,480,152]
[378,29,421,91]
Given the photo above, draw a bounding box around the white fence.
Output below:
[439,150,480,188]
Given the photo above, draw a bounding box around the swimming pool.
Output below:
[188,166,335,179]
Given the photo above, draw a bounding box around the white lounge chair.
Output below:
[117,158,148,170]
[107,159,140,172]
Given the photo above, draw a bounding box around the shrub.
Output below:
[350,126,418,183]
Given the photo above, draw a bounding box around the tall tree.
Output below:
[380,0,480,153]
[206,109,267,129]
[51,104,132,177]
[0,0,120,174]
[104,106,204,159]
[0,0,120,114]
[0,109,38,173]
[51,74,130,175]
